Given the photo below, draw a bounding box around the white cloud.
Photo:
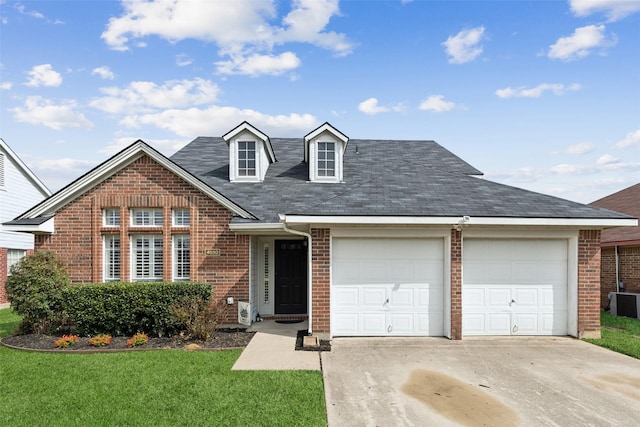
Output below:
[91,66,115,80]
[570,0,640,21]
[596,154,619,165]
[11,96,94,130]
[616,129,640,148]
[0,82,12,90]
[15,4,44,19]
[25,64,63,87]
[90,78,220,113]
[565,142,594,155]
[120,105,317,137]
[548,25,616,61]
[176,53,192,67]
[442,26,486,64]
[30,157,97,172]
[418,95,455,112]
[99,136,188,156]
[496,83,581,98]
[101,0,352,76]
[357,98,405,115]
[215,52,301,76]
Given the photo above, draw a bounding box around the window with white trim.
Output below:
[131,209,163,227]
[7,249,26,275]
[103,235,121,281]
[103,209,120,227]
[238,141,256,177]
[317,142,336,177]
[173,235,190,281]
[131,235,163,281]
[172,209,190,227]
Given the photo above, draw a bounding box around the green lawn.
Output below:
[584,311,640,359]
[0,308,327,427]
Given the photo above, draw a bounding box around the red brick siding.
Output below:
[578,230,601,338]
[450,230,462,340]
[33,155,248,323]
[311,228,331,334]
[600,245,640,309]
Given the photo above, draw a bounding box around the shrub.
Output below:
[54,334,79,348]
[6,251,70,334]
[170,297,227,341]
[127,333,148,348]
[88,334,112,347]
[62,282,212,337]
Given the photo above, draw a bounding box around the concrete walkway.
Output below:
[231,320,321,371]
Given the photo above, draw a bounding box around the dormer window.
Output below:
[238,141,256,177]
[304,122,348,183]
[317,142,335,177]
[223,122,276,182]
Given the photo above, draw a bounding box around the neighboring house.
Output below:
[5,122,635,339]
[590,183,640,309]
[0,139,51,304]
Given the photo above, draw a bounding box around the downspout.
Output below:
[279,214,313,335]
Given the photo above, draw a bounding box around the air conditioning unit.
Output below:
[609,292,640,319]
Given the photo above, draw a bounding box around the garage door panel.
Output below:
[463,239,568,336]
[362,287,387,308]
[332,238,444,337]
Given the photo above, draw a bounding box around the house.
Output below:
[4,122,636,339]
[0,139,51,304]
[590,183,640,309]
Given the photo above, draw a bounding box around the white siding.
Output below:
[0,144,49,249]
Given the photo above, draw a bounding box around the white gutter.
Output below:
[278,214,313,336]
[2,218,55,234]
[615,245,620,293]
[281,215,637,228]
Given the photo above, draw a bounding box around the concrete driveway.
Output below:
[322,337,640,426]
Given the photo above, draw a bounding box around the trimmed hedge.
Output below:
[61,282,212,337]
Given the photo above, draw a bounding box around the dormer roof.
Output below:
[303,122,348,163]
[223,121,276,163]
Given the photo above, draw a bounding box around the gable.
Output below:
[13,141,255,226]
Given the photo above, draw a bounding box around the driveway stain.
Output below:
[401,370,518,427]
[584,374,640,402]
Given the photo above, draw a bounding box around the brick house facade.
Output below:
[6,123,634,338]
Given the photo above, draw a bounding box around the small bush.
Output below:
[127,333,148,348]
[170,297,227,341]
[54,334,79,348]
[88,334,112,347]
[62,282,212,337]
[6,251,70,334]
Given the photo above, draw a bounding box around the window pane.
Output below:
[173,209,190,226]
[132,209,162,226]
[317,142,335,177]
[132,235,163,281]
[173,235,190,281]
[103,209,120,227]
[7,249,26,275]
[238,141,256,177]
[104,235,120,281]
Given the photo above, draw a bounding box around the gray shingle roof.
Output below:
[170,136,630,223]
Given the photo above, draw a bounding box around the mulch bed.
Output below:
[1,328,255,352]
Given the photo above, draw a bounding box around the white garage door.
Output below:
[332,238,444,336]
[463,239,568,336]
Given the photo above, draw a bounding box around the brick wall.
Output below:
[33,155,249,323]
[600,245,640,309]
[578,230,601,339]
[450,229,462,340]
[311,228,331,335]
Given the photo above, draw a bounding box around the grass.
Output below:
[0,308,327,427]
[584,311,640,359]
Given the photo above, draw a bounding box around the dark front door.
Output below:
[275,240,308,314]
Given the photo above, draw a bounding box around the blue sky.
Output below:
[1,0,638,203]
